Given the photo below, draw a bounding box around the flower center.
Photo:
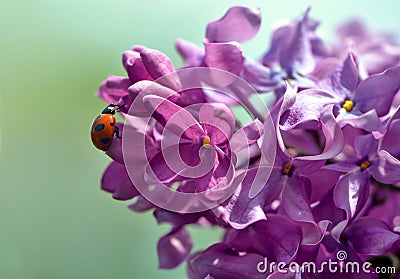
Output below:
[360,160,371,171]
[283,163,293,176]
[202,136,211,149]
[342,100,354,112]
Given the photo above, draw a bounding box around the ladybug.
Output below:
[91,104,121,151]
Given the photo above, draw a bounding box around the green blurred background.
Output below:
[0,0,398,278]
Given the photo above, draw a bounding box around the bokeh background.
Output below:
[0,0,398,278]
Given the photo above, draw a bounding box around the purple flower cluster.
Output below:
[94,6,400,279]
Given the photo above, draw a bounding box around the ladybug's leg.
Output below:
[115,126,122,138]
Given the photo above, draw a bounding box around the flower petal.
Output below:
[280,89,340,130]
[381,117,400,158]
[281,129,321,156]
[179,143,218,180]
[369,150,400,184]
[194,148,234,194]
[313,189,346,226]
[274,83,298,157]
[199,103,235,144]
[128,80,180,117]
[96,75,130,104]
[101,161,139,200]
[333,171,370,221]
[279,8,315,75]
[252,216,302,262]
[158,227,193,269]
[295,220,330,261]
[359,40,400,75]
[204,41,244,76]
[282,176,315,224]
[128,196,154,212]
[296,105,345,161]
[106,124,157,166]
[153,209,202,227]
[143,95,203,139]
[309,57,341,81]
[354,66,400,116]
[122,50,153,83]
[262,25,291,66]
[240,59,280,93]
[337,109,386,134]
[187,243,266,279]
[307,169,340,203]
[111,179,139,201]
[346,217,400,255]
[205,6,261,43]
[146,145,185,184]
[368,188,400,228]
[230,119,264,153]
[225,169,282,229]
[340,51,360,93]
[175,39,204,67]
[176,88,207,107]
[354,133,379,159]
[140,47,182,91]
[292,158,325,176]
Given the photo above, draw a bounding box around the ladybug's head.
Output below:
[101,104,118,115]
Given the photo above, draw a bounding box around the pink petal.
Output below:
[346,217,400,255]
[175,39,204,66]
[340,51,360,93]
[204,40,244,76]
[187,243,266,279]
[140,47,182,91]
[199,103,235,144]
[337,109,386,134]
[101,161,138,201]
[354,66,400,116]
[127,80,180,117]
[194,149,234,194]
[282,176,314,224]
[205,6,261,43]
[143,95,203,139]
[279,8,315,75]
[298,105,344,161]
[333,171,370,221]
[230,119,264,153]
[369,150,400,184]
[122,50,153,83]
[96,75,130,104]
[128,196,154,212]
[158,227,192,269]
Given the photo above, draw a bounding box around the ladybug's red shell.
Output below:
[91,114,116,151]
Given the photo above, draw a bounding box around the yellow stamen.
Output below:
[283,163,292,176]
[342,100,354,112]
[360,160,371,171]
[202,136,211,149]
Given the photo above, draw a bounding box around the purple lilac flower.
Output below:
[280,52,400,133]
[261,8,317,90]
[92,5,400,278]
[142,96,238,192]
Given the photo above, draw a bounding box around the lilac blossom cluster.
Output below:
[95,6,400,279]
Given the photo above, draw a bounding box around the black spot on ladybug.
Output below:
[95,123,105,132]
[110,122,115,126]
[101,138,111,144]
